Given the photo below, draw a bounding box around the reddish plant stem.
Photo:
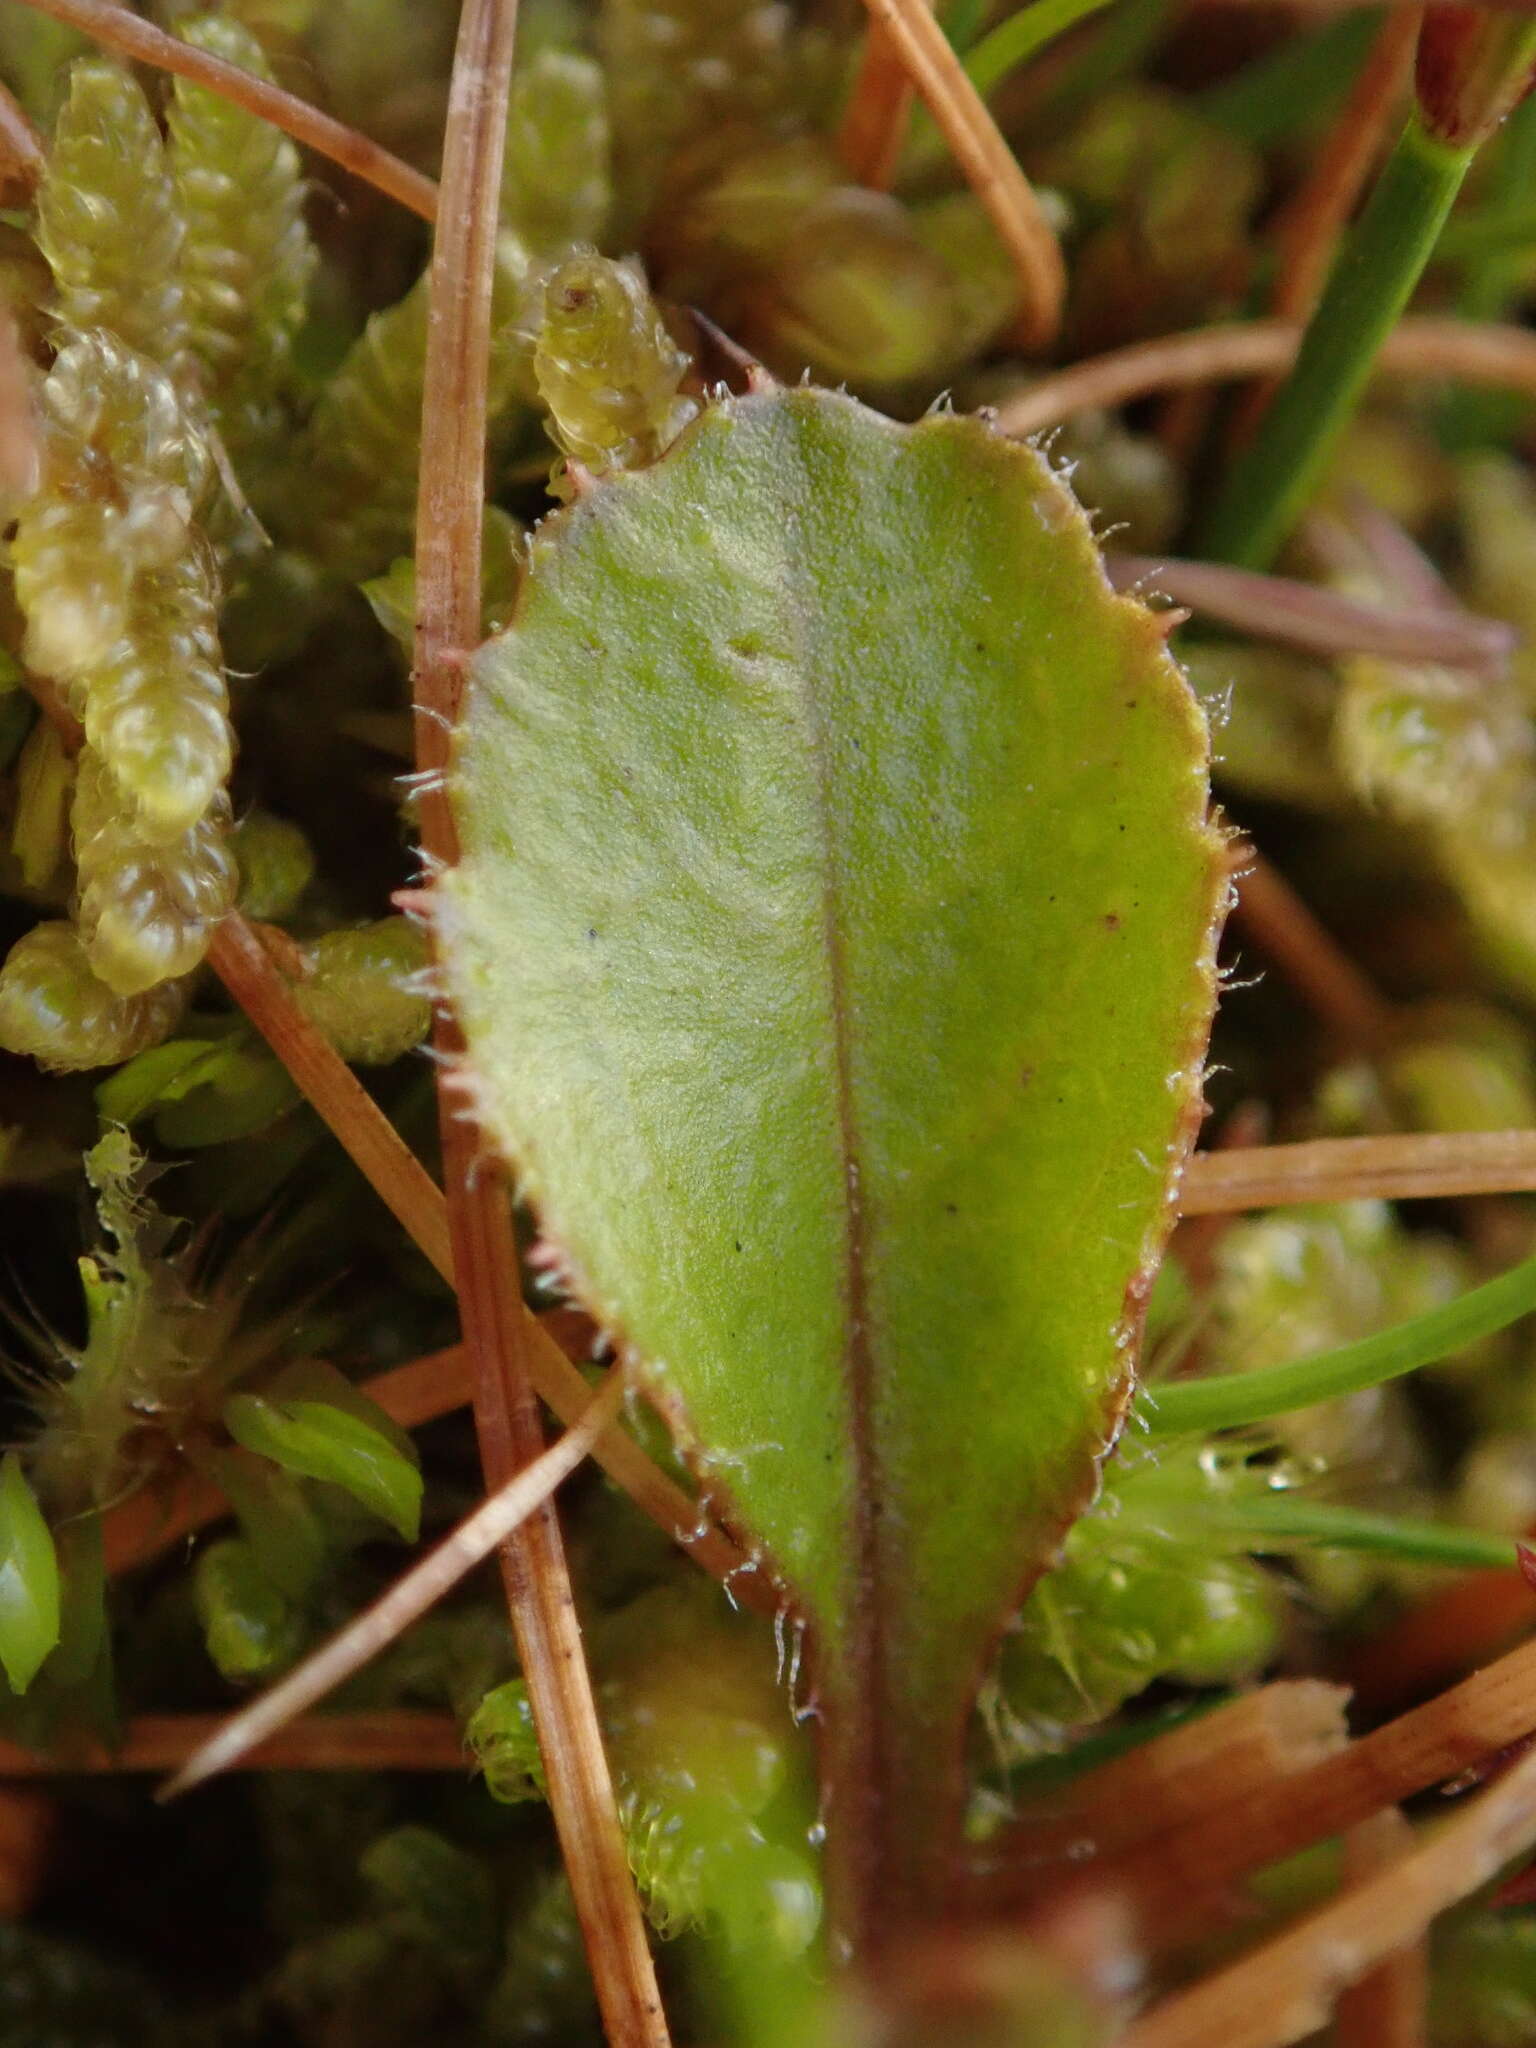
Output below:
[0,78,43,201]
[1105,554,1513,675]
[9,0,438,219]
[993,315,1536,435]
[1228,847,1397,1050]
[850,0,1066,345]
[1346,1563,1536,1715]
[411,4,667,2040]
[838,22,919,189]
[1231,8,1422,442]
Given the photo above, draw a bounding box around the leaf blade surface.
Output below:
[442,387,1224,1933]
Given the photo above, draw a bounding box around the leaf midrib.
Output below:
[777,442,893,1913]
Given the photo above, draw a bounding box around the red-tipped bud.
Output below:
[1417,5,1536,153]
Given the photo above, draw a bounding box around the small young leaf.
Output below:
[94,1038,227,1123]
[0,1456,61,1694]
[440,386,1224,1935]
[97,1034,299,1144]
[193,1535,302,1683]
[222,1394,422,1541]
[197,1445,326,1600]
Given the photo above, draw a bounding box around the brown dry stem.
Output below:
[852,0,1065,345]
[208,915,455,1277]
[1182,1129,1536,1212]
[0,1712,467,1776]
[1059,1628,1536,1947]
[410,4,667,2038]
[1347,1563,1535,1715]
[1333,1809,1428,2048]
[972,1681,1351,1889]
[10,0,438,219]
[995,316,1536,435]
[1120,1744,1536,2048]
[160,1368,628,1799]
[0,302,39,507]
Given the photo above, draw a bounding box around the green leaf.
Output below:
[152,1046,297,1147]
[440,387,1223,1933]
[193,1536,302,1684]
[197,1445,327,1600]
[222,1394,422,1542]
[0,681,33,777]
[47,1516,107,1689]
[266,1358,419,1467]
[96,1033,299,1145]
[95,1038,224,1123]
[0,1456,61,1694]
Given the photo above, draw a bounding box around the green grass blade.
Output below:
[1223,1497,1519,1572]
[1195,112,1471,569]
[904,0,1113,172]
[964,0,1113,98]
[1196,9,1376,146]
[1143,1250,1536,1435]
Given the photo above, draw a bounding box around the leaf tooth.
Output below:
[390,883,440,926]
[434,1055,497,1131]
[527,1235,574,1288]
[395,962,445,1005]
